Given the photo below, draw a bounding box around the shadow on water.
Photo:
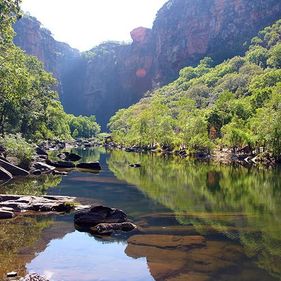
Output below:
[0,148,280,281]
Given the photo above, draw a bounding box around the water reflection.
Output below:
[0,175,62,195]
[0,217,53,279]
[108,150,281,280]
[27,231,153,281]
[0,149,280,281]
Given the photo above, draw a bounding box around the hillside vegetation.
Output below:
[0,0,100,141]
[109,20,281,160]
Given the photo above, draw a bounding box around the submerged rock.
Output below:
[74,205,127,227]
[91,222,137,235]
[128,235,206,249]
[76,162,101,170]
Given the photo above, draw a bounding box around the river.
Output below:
[0,148,280,281]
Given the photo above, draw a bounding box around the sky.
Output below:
[21,0,168,51]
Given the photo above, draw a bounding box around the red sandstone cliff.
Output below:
[14,0,281,129]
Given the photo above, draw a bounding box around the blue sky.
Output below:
[21,0,168,51]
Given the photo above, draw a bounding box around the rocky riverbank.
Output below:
[102,140,280,167]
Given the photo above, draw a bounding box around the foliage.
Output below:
[69,114,101,139]
[0,1,100,141]
[0,134,33,168]
[108,20,281,158]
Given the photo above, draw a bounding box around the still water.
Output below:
[0,148,280,281]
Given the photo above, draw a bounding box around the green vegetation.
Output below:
[0,173,62,195]
[0,134,33,168]
[108,20,281,160]
[0,0,100,141]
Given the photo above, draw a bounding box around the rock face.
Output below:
[13,15,80,97]
[152,0,281,84]
[14,1,281,129]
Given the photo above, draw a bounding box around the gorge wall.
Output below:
[14,0,281,129]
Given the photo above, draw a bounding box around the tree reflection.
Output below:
[108,150,281,279]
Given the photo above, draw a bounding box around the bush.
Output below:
[0,134,34,169]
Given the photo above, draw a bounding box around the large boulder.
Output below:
[76,162,101,170]
[36,146,48,156]
[31,161,56,174]
[57,152,81,162]
[0,166,13,181]
[74,205,127,227]
[0,159,29,176]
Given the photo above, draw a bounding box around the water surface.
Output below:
[0,148,280,281]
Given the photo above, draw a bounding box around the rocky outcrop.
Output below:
[14,1,281,129]
[0,159,29,177]
[13,15,80,96]
[0,166,13,181]
[74,205,128,227]
[152,0,281,84]
[74,205,137,235]
[0,194,77,217]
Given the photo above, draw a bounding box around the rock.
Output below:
[0,166,13,181]
[76,162,101,170]
[91,222,137,235]
[52,170,68,176]
[32,161,55,172]
[36,146,48,156]
[129,163,141,168]
[128,235,206,249]
[83,142,92,147]
[0,145,5,153]
[0,194,77,216]
[74,205,127,227]
[30,169,42,176]
[20,273,49,281]
[67,153,81,162]
[46,160,75,169]
[57,152,67,160]
[0,159,29,177]
[7,272,17,278]
[0,209,15,219]
[57,152,81,162]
